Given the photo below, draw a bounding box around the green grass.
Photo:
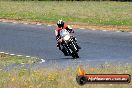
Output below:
[0,53,132,88]
[0,1,132,26]
[0,64,131,88]
[0,53,40,65]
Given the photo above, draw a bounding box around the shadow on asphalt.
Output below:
[60,57,78,60]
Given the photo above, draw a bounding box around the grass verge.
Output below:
[0,64,131,88]
[0,54,132,88]
[0,53,40,65]
[0,1,132,31]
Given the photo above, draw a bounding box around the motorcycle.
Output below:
[59,29,80,58]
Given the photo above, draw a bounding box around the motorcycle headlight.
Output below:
[63,35,70,41]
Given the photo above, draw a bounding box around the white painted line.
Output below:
[109,84,113,86]
[92,28,96,30]
[2,21,7,23]
[10,54,15,56]
[26,56,30,58]
[80,28,85,29]
[40,59,45,63]
[13,22,17,24]
[36,24,41,25]
[24,23,28,25]
[47,25,51,26]
[102,30,107,32]
[116,31,121,32]
[17,55,23,57]
[0,52,5,53]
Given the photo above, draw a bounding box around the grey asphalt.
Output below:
[0,22,132,67]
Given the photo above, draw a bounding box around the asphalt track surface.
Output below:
[0,22,132,67]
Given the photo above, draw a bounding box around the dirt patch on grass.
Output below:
[70,22,132,32]
[0,18,132,32]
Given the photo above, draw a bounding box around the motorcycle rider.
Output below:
[55,20,80,55]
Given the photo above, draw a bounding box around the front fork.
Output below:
[62,41,71,56]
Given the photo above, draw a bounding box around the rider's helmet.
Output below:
[57,20,64,28]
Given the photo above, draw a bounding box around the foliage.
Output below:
[0,64,131,88]
[0,1,132,26]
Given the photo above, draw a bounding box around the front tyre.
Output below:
[69,43,79,58]
[72,52,79,58]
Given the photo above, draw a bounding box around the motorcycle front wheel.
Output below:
[69,43,79,58]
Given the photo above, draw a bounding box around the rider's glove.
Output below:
[68,29,74,33]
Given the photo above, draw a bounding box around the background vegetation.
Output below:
[1,0,132,1]
[0,64,131,88]
[0,53,132,88]
[0,1,132,26]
